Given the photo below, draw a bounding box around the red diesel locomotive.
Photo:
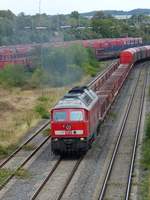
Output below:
[50,45,150,154]
[51,86,99,153]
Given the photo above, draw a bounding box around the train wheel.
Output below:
[88,142,92,149]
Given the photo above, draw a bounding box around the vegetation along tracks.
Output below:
[0,120,50,190]
[97,64,147,200]
[0,60,118,192]
[0,120,49,168]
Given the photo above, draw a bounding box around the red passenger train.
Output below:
[50,45,150,154]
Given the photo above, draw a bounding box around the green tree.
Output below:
[70,11,79,20]
[92,11,110,19]
[0,64,28,87]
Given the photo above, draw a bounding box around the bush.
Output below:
[140,114,150,200]
[37,44,100,86]
[141,114,150,170]
[82,63,98,77]
[0,144,18,158]
[145,114,150,139]
[0,45,100,89]
[0,64,46,89]
[27,68,44,88]
[38,96,49,102]
[34,104,49,119]
[0,64,28,87]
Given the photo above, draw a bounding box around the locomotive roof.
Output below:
[54,86,98,110]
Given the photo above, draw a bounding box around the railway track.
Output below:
[0,60,119,194]
[97,64,147,200]
[0,59,118,168]
[0,120,49,168]
[0,59,146,200]
[29,62,134,200]
[0,120,50,190]
[0,61,148,200]
[88,60,118,89]
[31,156,83,200]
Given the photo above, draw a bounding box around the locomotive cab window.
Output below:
[53,111,67,121]
[70,111,84,121]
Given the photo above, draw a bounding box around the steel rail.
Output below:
[0,135,50,190]
[125,68,147,200]
[98,67,144,200]
[0,60,119,193]
[31,158,62,200]
[0,61,118,169]
[0,60,118,168]
[0,120,49,168]
[56,156,83,200]
[31,156,83,200]
[88,61,119,89]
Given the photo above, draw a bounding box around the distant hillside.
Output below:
[128,9,150,15]
[81,9,150,18]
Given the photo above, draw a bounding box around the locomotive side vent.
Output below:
[82,94,93,106]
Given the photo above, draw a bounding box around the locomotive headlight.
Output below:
[80,138,85,141]
[73,130,83,135]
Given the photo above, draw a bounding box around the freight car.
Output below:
[0,37,143,69]
[89,37,143,60]
[120,46,150,64]
[0,45,34,69]
[50,45,150,155]
[51,37,143,60]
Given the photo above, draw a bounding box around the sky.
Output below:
[0,0,150,15]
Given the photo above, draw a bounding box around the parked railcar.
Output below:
[94,37,143,60]
[0,37,143,69]
[0,45,33,69]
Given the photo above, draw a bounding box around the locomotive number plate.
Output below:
[65,131,72,134]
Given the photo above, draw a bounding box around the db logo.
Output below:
[66,124,71,130]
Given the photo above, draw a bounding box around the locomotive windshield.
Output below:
[70,111,83,121]
[53,110,84,121]
[53,111,67,121]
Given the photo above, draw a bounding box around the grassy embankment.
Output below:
[0,45,110,159]
[0,86,69,157]
[0,86,69,186]
[140,87,150,199]
[140,114,150,199]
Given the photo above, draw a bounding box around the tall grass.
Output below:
[140,114,150,199]
[145,114,150,139]
[141,114,150,169]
